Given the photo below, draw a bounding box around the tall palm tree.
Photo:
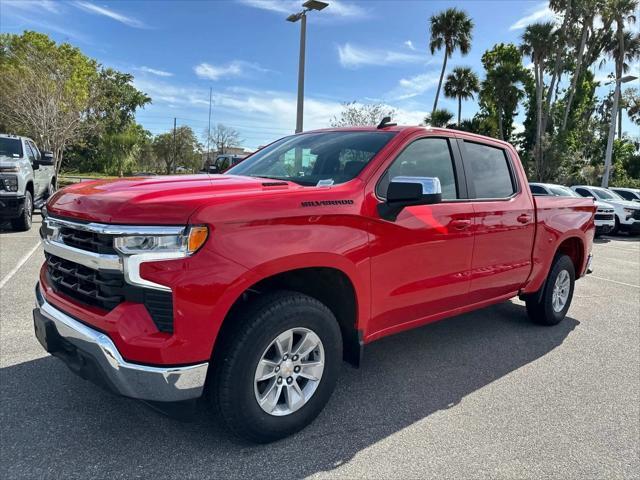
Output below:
[444,67,479,125]
[429,8,473,115]
[521,22,555,180]
[602,0,638,187]
[561,0,601,131]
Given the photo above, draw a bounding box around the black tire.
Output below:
[11,190,32,231]
[212,291,342,443]
[44,180,56,201]
[526,254,575,326]
[611,216,620,235]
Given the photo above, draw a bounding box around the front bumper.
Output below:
[0,194,25,219]
[620,220,640,234]
[33,283,208,402]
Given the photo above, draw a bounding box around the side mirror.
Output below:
[378,176,442,221]
[208,165,219,174]
[37,151,55,166]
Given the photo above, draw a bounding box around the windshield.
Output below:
[228,131,397,186]
[0,138,23,158]
[593,188,624,200]
[549,186,579,197]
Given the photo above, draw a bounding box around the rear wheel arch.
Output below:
[556,236,585,275]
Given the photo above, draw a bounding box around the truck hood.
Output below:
[46,174,294,224]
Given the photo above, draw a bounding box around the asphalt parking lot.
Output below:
[1,214,638,479]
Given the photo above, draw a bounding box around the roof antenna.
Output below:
[377,116,397,129]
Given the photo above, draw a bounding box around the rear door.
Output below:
[459,138,536,303]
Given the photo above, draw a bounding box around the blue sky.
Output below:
[1,0,637,149]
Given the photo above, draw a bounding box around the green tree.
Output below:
[0,31,98,174]
[479,43,529,141]
[329,102,396,127]
[521,22,556,179]
[428,8,473,114]
[153,126,201,174]
[561,0,605,131]
[601,0,639,187]
[443,67,479,126]
[424,109,454,127]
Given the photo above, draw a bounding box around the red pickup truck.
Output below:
[34,125,595,442]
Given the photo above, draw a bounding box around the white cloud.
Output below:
[404,40,416,51]
[193,61,267,80]
[391,72,441,100]
[237,0,366,18]
[2,0,59,13]
[509,2,554,31]
[133,78,432,147]
[337,43,426,69]
[74,1,146,28]
[138,66,173,77]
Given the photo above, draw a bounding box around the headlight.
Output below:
[0,175,18,192]
[623,208,635,216]
[0,166,19,173]
[114,225,208,256]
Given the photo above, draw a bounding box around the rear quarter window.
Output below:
[463,141,516,199]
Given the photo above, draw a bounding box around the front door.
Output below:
[367,135,474,338]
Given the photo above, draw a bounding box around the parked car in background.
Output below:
[571,185,640,235]
[208,154,245,173]
[610,187,640,202]
[0,134,56,231]
[530,183,615,236]
[34,126,595,442]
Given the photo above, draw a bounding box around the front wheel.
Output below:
[526,254,575,326]
[212,291,342,443]
[11,190,32,231]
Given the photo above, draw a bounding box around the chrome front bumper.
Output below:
[34,284,208,402]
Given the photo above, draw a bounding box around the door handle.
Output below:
[450,219,472,230]
[517,214,531,224]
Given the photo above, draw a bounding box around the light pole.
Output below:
[602,74,638,187]
[287,0,329,134]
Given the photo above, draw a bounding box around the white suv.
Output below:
[610,187,640,203]
[571,185,640,235]
[0,134,56,231]
[530,183,616,236]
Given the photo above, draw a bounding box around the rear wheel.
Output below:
[11,190,32,231]
[526,254,575,326]
[212,291,342,443]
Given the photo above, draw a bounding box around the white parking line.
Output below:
[588,274,640,289]
[0,242,41,290]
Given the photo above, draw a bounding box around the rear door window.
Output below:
[463,141,515,199]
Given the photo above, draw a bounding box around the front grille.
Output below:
[59,226,116,254]
[46,252,123,310]
[595,214,614,221]
[632,210,640,220]
[45,253,174,332]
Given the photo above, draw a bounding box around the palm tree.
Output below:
[521,22,555,180]
[561,0,601,131]
[601,0,638,187]
[444,67,479,125]
[429,8,473,115]
[424,108,454,127]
